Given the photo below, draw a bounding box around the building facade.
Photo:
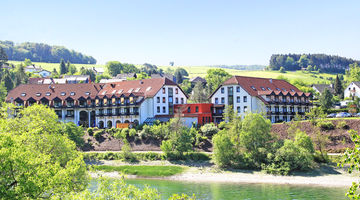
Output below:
[6,78,187,128]
[209,76,312,123]
[344,82,360,99]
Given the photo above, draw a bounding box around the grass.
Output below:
[9,60,336,85]
[91,165,186,177]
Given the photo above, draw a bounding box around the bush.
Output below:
[62,122,85,147]
[129,129,137,137]
[261,163,290,175]
[336,120,349,129]
[313,150,329,163]
[200,123,219,137]
[218,121,227,130]
[94,130,105,140]
[87,127,94,136]
[318,121,335,130]
[212,131,235,168]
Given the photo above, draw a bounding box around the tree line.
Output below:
[0,40,96,64]
[269,53,360,73]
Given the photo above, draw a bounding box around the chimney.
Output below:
[269,78,273,83]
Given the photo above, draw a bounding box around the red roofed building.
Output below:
[209,76,312,123]
[6,78,188,128]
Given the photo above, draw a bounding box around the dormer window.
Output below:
[85,92,90,95]
[112,90,117,94]
[290,89,295,92]
[61,92,66,96]
[146,87,152,92]
[261,87,266,91]
[101,91,106,95]
[46,92,51,96]
[70,92,75,96]
[267,87,271,90]
[282,88,286,92]
[36,93,41,97]
[134,88,140,92]
[21,93,26,97]
[276,88,281,91]
[251,86,256,91]
[128,88,133,93]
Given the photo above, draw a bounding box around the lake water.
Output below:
[117,178,347,200]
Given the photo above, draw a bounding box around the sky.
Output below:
[1,0,360,66]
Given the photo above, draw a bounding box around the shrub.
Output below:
[218,121,227,129]
[121,128,130,138]
[129,129,137,137]
[87,127,94,136]
[212,131,235,168]
[94,130,105,140]
[121,140,135,161]
[62,122,85,147]
[200,123,219,137]
[261,163,290,175]
[318,121,335,130]
[336,120,349,129]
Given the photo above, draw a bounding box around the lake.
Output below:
[96,178,348,200]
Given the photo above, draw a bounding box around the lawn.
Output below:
[9,60,336,85]
[91,165,186,177]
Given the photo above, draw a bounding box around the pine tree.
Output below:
[59,59,67,75]
[3,72,13,91]
[334,74,343,98]
[319,88,333,110]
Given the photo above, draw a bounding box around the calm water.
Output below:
[94,178,348,200]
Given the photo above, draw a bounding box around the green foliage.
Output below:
[56,177,160,200]
[91,165,185,177]
[306,107,326,126]
[121,140,135,161]
[205,68,231,92]
[105,61,139,77]
[339,130,360,199]
[347,62,360,83]
[87,127,94,135]
[318,121,335,130]
[212,131,235,168]
[319,88,333,110]
[62,122,85,147]
[0,40,96,64]
[270,53,358,73]
[279,66,285,73]
[94,130,105,140]
[334,74,343,98]
[160,118,194,158]
[174,67,189,84]
[190,81,209,103]
[0,104,88,199]
[129,128,137,137]
[200,123,219,137]
[336,120,348,129]
[60,59,67,74]
[95,74,111,83]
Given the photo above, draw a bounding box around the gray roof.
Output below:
[312,84,335,94]
[115,73,137,79]
[189,76,206,83]
[351,81,360,88]
[151,73,174,80]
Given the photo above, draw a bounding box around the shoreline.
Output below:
[89,162,358,187]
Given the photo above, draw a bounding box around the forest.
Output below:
[269,53,360,73]
[0,40,96,64]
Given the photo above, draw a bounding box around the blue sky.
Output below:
[1,0,359,66]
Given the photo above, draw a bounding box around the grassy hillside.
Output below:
[8,60,336,85]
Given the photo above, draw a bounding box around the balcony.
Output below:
[65,114,74,118]
[96,113,104,117]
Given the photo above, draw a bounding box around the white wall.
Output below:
[153,85,187,116]
[345,82,360,98]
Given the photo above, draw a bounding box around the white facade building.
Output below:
[344,82,360,99]
[210,76,312,123]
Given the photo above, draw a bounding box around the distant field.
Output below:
[8,60,336,85]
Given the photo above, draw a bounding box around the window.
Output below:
[290,89,295,92]
[215,98,218,104]
[244,106,248,112]
[21,93,26,97]
[195,106,199,112]
[162,88,166,94]
[162,97,166,103]
[276,88,281,91]
[157,97,160,103]
[162,106,166,113]
[187,107,191,113]
[221,87,224,94]
[236,86,240,92]
[282,88,286,92]
[70,92,75,96]
[237,96,240,103]
[251,86,256,91]
[36,93,41,97]
[243,96,247,102]
[61,92,66,96]
[175,97,179,104]
[267,87,271,90]
[175,88,178,94]
[181,98,184,104]
[157,106,160,113]
[85,92,90,95]
[261,87,266,91]
[221,97,225,103]
[146,87,152,91]
[237,106,241,113]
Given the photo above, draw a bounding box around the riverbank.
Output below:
[88,160,358,187]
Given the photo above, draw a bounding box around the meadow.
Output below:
[9,60,337,85]
[91,165,186,177]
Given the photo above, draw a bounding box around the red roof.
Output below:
[210,76,312,103]
[6,77,185,102]
[6,83,104,102]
